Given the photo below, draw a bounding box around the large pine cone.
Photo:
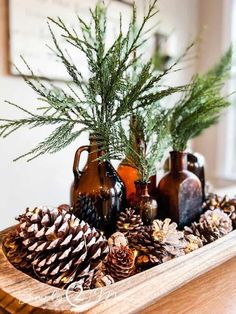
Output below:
[105,246,135,282]
[130,218,186,265]
[3,227,31,271]
[117,208,144,240]
[4,206,109,289]
[74,195,102,230]
[185,208,232,244]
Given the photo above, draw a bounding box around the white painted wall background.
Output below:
[0,0,199,229]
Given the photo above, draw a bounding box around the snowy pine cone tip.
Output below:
[5,206,109,290]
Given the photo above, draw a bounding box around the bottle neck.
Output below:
[88,135,106,163]
[169,151,187,173]
[135,181,149,198]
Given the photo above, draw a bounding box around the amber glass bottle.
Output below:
[72,135,126,235]
[117,163,139,202]
[117,115,145,204]
[132,181,158,225]
[157,151,203,228]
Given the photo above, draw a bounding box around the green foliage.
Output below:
[169,46,233,151]
[0,0,184,161]
[104,107,170,182]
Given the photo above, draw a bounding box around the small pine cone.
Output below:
[131,219,186,264]
[105,246,135,282]
[74,195,102,229]
[184,234,203,254]
[117,208,144,240]
[185,208,233,244]
[136,254,159,271]
[3,227,31,271]
[94,271,115,288]
[203,194,229,211]
[7,206,109,290]
[108,232,128,248]
[222,198,236,229]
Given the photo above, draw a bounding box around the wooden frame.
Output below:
[1,226,236,313]
[8,0,133,81]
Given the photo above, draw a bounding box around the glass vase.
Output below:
[157,151,203,228]
[72,135,126,236]
[132,180,158,225]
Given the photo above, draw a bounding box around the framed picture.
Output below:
[8,0,133,81]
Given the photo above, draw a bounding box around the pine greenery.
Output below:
[104,108,170,182]
[169,46,233,151]
[0,0,184,161]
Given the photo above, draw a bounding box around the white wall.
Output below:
[0,0,200,230]
[192,0,233,185]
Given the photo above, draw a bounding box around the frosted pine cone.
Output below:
[117,208,144,240]
[185,208,232,244]
[105,246,135,282]
[130,218,186,264]
[4,206,109,290]
[184,234,203,254]
[108,232,128,248]
[221,198,236,229]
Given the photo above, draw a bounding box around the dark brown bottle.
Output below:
[132,181,158,225]
[163,152,205,200]
[72,135,126,236]
[157,151,203,228]
[187,153,205,200]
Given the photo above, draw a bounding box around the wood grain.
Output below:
[0,226,236,314]
[142,256,236,314]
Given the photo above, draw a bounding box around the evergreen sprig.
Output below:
[103,107,170,182]
[0,0,184,161]
[169,46,233,151]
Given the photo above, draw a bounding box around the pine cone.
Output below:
[203,194,228,211]
[184,234,203,254]
[94,271,115,288]
[5,206,109,290]
[221,198,236,229]
[3,227,31,271]
[74,195,102,230]
[130,218,186,264]
[117,208,144,240]
[108,232,128,247]
[136,254,159,271]
[185,208,232,244]
[105,246,135,282]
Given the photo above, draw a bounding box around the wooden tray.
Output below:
[0,226,236,314]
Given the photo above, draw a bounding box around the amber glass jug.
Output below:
[157,151,203,228]
[72,135,126,235]
[131,181,158,225]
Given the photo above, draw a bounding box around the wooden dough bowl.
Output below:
[0,226,236,314]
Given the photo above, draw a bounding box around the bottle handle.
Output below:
[73,145,89,181]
